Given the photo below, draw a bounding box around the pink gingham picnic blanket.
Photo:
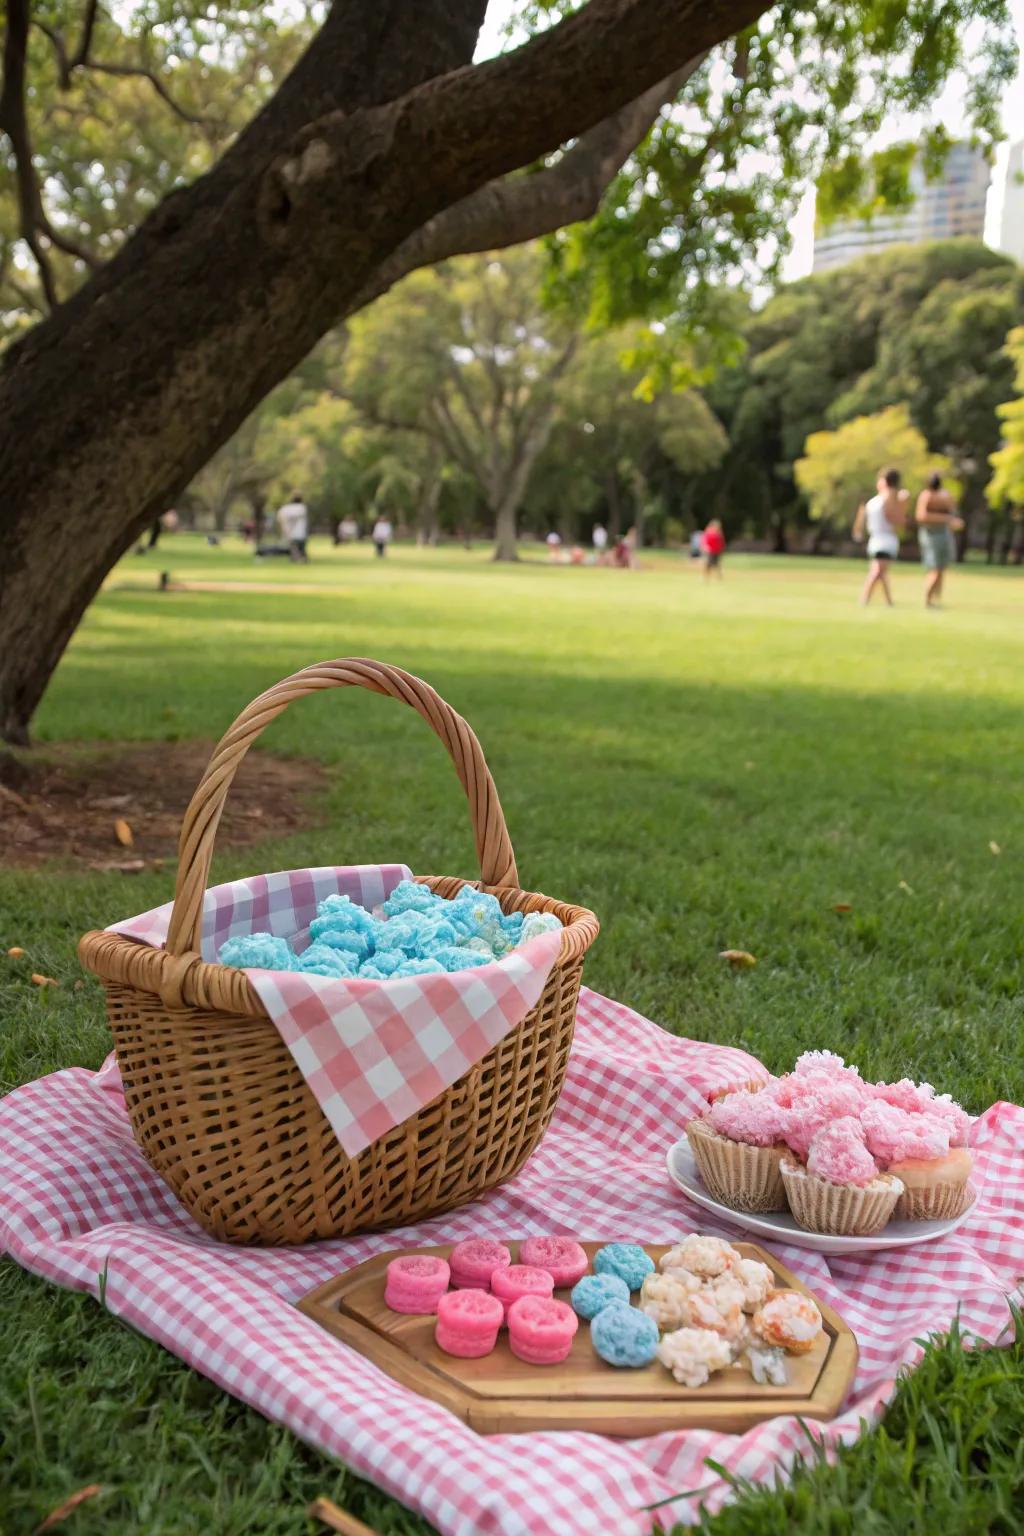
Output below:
[2,989,1021,1536]
[110,865,562,1157]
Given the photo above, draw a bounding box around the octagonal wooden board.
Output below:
[296,1241,858,1436]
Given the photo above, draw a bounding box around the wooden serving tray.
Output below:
[297,1241,858,1435]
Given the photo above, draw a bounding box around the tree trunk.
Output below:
[492,497,521,562]
[606,468,622,539]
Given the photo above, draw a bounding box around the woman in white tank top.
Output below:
[853,468,908,606]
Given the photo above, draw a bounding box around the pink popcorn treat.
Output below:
[793,1050,864,1087]
[435,1289,504,1358]
[507,1295,579,1364]
[731,1257,775,1313]
[657,1327,733,1387]
[517,1236,589,1289]
[859,1101,949,1165]
[384,1254,451,1315]
[659,1235,740,1280]
[490,1264,554,1322]
[806,1117,879,1187]
[708,1090,789,1147]
[449,1239,512,1291]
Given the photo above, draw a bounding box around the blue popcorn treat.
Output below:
[375,910,458,958]
[310,894,376,940]
[519,911,563,944]
[461,937,498,960]
[296,943,357,979]
[500,910,525,940]
[591,1303,659,1368]
[393,957,447,977]
[219,933,296,972]
[356,964,387,980]
[431,946,491,973]
[382,879,438,918]
[593,1243,655,1292]
[310,925,373,962]
[364,948,405,977]
[451,887,504,927]
[570,1273,631,1321]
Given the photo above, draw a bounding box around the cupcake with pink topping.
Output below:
[781,1116,904,1235]
[860,1099,974,1220]
[686,1088,789,1213]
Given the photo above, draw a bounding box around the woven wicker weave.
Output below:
[79,659,599,1245]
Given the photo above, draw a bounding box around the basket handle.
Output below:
[165,658,519,956]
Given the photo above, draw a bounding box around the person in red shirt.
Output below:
[700,519,726,580]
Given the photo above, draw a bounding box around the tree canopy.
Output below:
[795,404,954,530]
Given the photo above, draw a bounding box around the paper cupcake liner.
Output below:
[687,1121,788,1213]
[782,1159,902,1236]
[895,1180,975,1223]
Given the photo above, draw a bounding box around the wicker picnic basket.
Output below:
[79,659,599,1246]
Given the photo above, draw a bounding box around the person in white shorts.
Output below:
[853,467,907,607]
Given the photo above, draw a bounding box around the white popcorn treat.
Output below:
[731,1257,774,1313]
[638,1271,700,1331]
[657,1326,733,1388]
[746,1343,788,1386]
[659,1235,740,1281]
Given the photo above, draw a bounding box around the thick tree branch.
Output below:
[70,0,100,72]
[341,57,703,315]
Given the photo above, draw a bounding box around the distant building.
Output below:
[996,140,1024,265]
[812,142,990,273]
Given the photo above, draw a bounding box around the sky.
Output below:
[476,0,1024,280]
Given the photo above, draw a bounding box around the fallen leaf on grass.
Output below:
[113,818,134,847]
[35,1485,103,1532]
[989,841,1002,856]
[719,949,757,969]
[898,880,914,895]
[88,858,145,874]
[31,973,60,988]
[73,979,86,992]
[7,946,26,957]
[832,903,853,914]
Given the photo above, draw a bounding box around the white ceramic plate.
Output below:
[666,1136,978,1255]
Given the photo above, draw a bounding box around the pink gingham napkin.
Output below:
[1,991,1019,1536]
[109,865,562,1158]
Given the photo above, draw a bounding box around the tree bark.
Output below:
[0,0,768,741]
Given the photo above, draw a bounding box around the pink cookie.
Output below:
[517,1236,589,1289]
[449,1239,512,1290]
[507,1295,579,1364]
[435,1288,504,1358]
[490,1264,554,1322]
[384,1254,451,1315]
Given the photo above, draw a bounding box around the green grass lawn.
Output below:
[2,535,1023,1533]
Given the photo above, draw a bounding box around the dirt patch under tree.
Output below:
[0,741,327,871]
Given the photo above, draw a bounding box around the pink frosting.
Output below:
[859,1101,949,1164]
[923,1094,972,1147]
[794,1051,865,1088]
[870,1077,934,1114]
[708,1090,789,1147]
[806,1117,880,1187]
[781,1092,833,1162]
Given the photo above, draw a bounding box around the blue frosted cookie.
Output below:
[593,1243,655,1291]
[570,1273,630,1320]
[591,1302,659,1367]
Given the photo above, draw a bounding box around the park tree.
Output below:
[342,247,578,559]
[531,324,728,542]
[987,327,1024,559]
[794,404,954,534]
[0,0,1015,741]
